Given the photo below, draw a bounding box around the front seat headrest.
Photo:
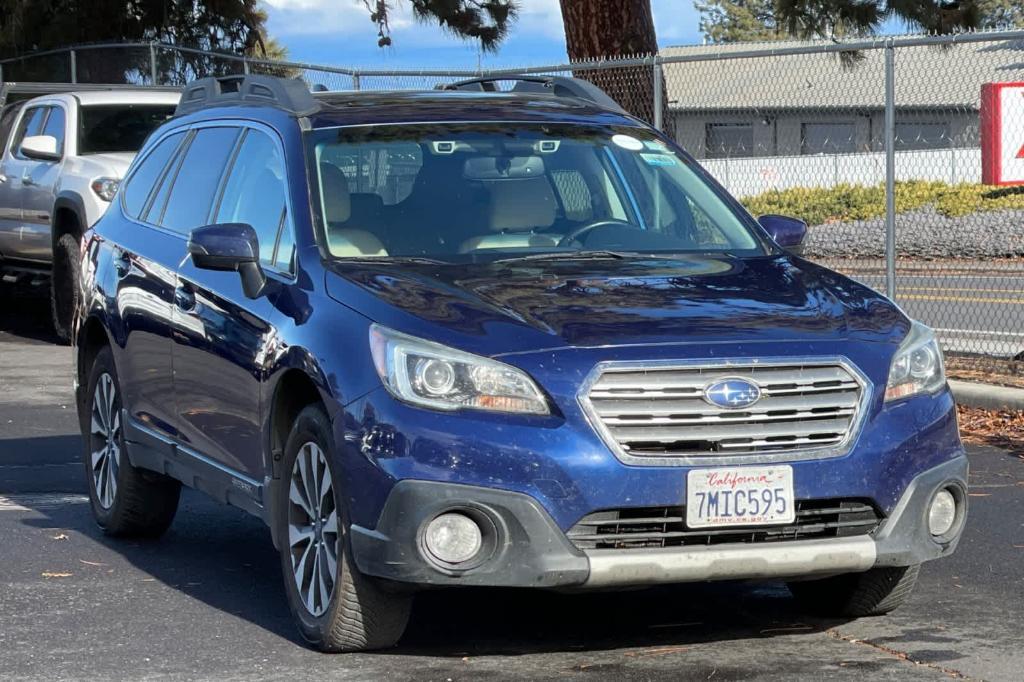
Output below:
[319,162,351,223]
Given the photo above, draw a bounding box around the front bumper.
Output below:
[350,454,968,589]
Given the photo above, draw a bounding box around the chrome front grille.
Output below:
[581,360,868,463]
[567,499,881,551]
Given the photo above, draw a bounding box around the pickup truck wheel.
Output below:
[787,564,921,617]
[51,232,81,344]
[277,404,412,652]
[82,346,181,537]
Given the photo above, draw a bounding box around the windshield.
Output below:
[78,104,176,154]
[308,123,765,262]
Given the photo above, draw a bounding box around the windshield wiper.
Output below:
[336,256,449,265]
[492,250,638,263]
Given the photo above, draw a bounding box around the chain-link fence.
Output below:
[2,35,1023,378]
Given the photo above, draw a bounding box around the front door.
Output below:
[170,125,294,480]
[18,104,67,258]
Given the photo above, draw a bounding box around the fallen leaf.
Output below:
[50,533,69,541]
[41,571,72,578]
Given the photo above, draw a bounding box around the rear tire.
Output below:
[277,404,411,652]
[51,231,81,344]
[82,346,181,537]
[788,564,921,617]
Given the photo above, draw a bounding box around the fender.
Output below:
[52,192,88,247]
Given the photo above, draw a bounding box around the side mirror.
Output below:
[188,223,267,299]
[20,135,61,161]
[758,214,807,254]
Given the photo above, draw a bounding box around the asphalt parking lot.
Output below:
[1,286,1023,681]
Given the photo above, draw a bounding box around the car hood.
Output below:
[324,254,909,357]
[71,152,136,178]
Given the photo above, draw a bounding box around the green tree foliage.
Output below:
[362,0,517,51]
[0,1,276,83]
[695,1,785,44]
[699,1,1004,43]
[976,0,1024,29]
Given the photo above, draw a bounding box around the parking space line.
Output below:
[0,494,88,511]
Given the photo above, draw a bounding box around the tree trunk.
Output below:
[559,0,668,129]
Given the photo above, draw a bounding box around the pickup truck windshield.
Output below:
[78,104,176,154]
[308,123,766,262]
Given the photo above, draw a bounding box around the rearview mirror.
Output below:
[188,223,266,299]
[20,135,61,161]
[758,214,807,254]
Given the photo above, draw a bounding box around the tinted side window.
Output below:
[41,106,66,155]
[13,107,47,156]
[122,131,184,220]
[215,129,291,270]
[159,127,239,235]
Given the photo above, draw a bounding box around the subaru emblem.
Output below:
[703,378,762,409]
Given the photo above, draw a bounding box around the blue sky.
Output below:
[263,0,710,70]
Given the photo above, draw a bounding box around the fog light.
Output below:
[928,489,957,537]
[424,512,482,565]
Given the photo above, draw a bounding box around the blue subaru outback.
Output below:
[75,74,968,651]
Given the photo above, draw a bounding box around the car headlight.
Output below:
[91,177,120,202]
[885,321,945,402]
[369,324,549,415]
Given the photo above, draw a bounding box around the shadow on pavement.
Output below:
[9,430,848,657]
[0,283,61,345]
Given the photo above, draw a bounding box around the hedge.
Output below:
[741,181,1024,227]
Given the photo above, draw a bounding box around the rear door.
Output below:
[0,105,46,261]
[170,123,295,480]
[0,102,26,240]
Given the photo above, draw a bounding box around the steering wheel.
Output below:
[557,219,641,247]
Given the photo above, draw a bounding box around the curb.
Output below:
[949,380,1024,411]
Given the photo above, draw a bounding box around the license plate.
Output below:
[686,466,795,528]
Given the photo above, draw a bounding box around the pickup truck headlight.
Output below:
[885,322,946,402]
[369,325,549,415]
[91,177,120,202]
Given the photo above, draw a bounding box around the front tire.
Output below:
[788,564,921,617]
[51,231,81,344]
[277,404,411,652]
[82,346,181,537]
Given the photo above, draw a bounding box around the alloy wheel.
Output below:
[89,373,121,509]
[288,441,339,617]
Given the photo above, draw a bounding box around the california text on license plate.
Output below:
[686,466,795,528]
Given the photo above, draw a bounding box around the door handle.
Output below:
[113,250,131,278]
[173,285,196,312]
[21,173,35,187]
[0,174,7,183]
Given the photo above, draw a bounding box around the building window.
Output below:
[705,123,754,159]
[894,122,950,151]
[801,122,856,155]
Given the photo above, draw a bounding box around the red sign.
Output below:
[981,82,1024,186]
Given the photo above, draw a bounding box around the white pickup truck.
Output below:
[0,88,180,341]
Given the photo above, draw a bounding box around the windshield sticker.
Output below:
[611,134,644,151]
[641,153,677,167]
[643,139,670,152]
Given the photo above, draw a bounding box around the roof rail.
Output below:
[438,75,627,115]
[175,74,319,117]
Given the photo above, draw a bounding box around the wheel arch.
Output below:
[52,192,87,249]
[75,314,112,415]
